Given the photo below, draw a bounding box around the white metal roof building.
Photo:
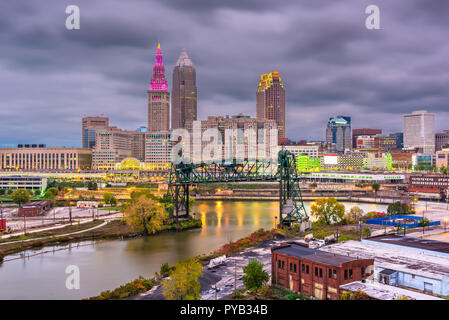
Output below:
[320,240,449,297]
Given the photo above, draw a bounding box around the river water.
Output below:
[0,200,387,300]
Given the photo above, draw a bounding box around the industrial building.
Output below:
[271,242,374,300]
[18,201,53,217]
[320,237,449,297]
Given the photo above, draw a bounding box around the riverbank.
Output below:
[91,221,366,300]
[0,218,202,264]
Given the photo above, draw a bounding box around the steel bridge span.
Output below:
[166,150,309,226]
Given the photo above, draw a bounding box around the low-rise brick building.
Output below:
[271,242,374,300]
[18,201,53,217]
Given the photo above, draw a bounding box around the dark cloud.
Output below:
[0,0,448,146]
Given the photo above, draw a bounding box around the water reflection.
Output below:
[0,200,388,300]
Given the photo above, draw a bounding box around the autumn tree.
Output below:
[161,259,203,300]
[310,197,345,225]
[124,196,168,235]
[348,206,364,221]
[242,258,270,292]
[340,289,371,300]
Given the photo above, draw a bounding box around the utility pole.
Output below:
[23,206,26,235]
[69,206,72,225]
[359,220,362,240]
[234,259,237,296]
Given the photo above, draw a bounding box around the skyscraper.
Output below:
[172,48,197,130]
[403,110,435,154]
[256,71,286,140]
[148,43,170,132]
[82,116,109,149]
[326,116,352,153]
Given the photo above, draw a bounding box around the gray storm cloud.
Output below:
[0,0,448,147]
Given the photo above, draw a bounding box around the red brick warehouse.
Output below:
[272,242,374,300]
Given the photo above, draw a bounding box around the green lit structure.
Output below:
[166,150,308,226]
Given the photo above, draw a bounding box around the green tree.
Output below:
[87,181,98,191]
[12,189,30,207]
[124,196,168,235]
[103,192,117,206]
[160,263,171,277]
[362,227,371,238]
[371,182,380,201]
[310,197,345,225]
[387,202,403,215]
[161,259,203,300]
[12,189,31,234]
[43,187,59,200]
[242,258,270,292]
[419,217,430,235]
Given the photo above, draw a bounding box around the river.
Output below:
[0,200,387,299]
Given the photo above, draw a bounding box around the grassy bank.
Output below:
[0,218,202,264]
[0,220,105,244]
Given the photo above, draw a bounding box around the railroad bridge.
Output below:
[166,150,309,226]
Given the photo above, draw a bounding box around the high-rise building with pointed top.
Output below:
[256,71,286,140]
[172,48,197,130]
[148,43,170,132]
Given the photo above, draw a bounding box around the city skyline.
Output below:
[1,0,449,147]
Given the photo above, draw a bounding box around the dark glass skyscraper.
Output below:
[326,116,352,153]
[171,48,197,130]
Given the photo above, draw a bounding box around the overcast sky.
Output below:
[0,0,448,147]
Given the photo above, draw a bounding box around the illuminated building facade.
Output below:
[172,49,197,130]
[92,128,145,170]
[82,116,110,149]
[403,110,435,155]
[296,155,321,172]
[191,114,277,162]
[144,131,173,171]
[326,116,351,153]
[148,44,170,132]
[0,147,92,171]
[256,71,286,140]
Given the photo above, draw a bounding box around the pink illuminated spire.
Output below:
[149,43,168,91]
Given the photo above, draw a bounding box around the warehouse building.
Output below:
[271,242,374,300]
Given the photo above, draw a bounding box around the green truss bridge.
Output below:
[166,150,309,226]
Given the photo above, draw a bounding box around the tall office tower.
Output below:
[172,48,197,130]
[326,116,352,153]
[82,116,109,148]
[148,43,170,132]
[403,110,435,154]
[256,71,286,140]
